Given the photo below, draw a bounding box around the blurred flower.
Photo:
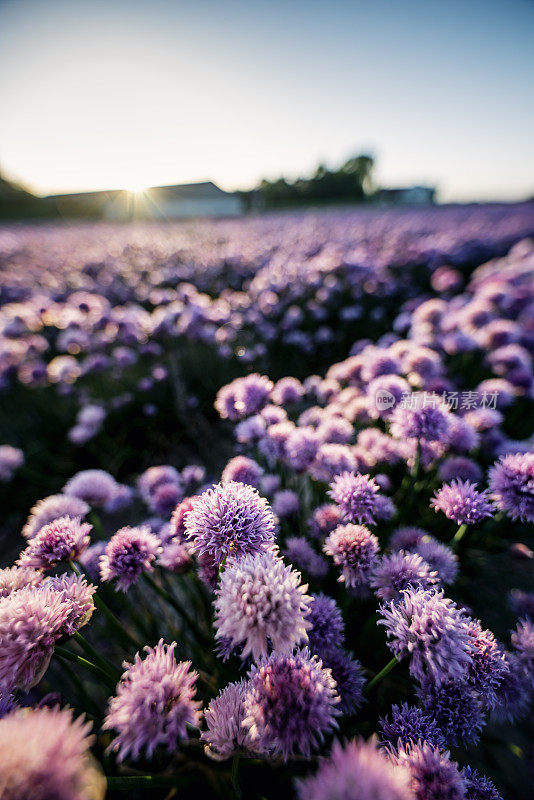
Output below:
[214,552,311,661]
[201,680,256,760]
[488,453,534,523]
[0,565,42,598]
[221,455,264,488]
[372,551,438,602]
[104,640,201,761]
[100,525,162,591]
[391,740,465,800]
[324,523,379,589]
[64,469,119,507]
[22,493,90,540]
[18,516,91,569]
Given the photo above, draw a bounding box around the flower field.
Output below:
[0,202,533,800]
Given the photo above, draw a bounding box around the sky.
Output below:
[0,0,533,202]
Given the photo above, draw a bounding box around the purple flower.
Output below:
[63,469,119,507]
[158,539,193,573]
[201,680,256,760]
[0,693,15,719]
[379,703,446,750]
[431,480,493,526]
[41,573,96,636]
[328,472,381,525]
[372,551,438,602]
[491,651,532,723]
[391,740,465,800]
[17,516,92,569]
[272,489,300,518]
[0,584,71,692]
[412,537,459,586]
[0,706,105,800]
[284,427,320,472]
[320,647,366,714]
[283,536,328,578]
[488,453,534,523]
[417,678,484,745]
[390,400,452,444]
[221,455,264,488]
[307,503,343,539]
[461,767,503,800]
[78,541,107,581]
[0,565,42,598]
[22,493,90,539]
[214,552,312,661]
[243,648,340,759]
[512,618,534,684]
[148,481,184,516]
[271,376,304,405]
[324,523,379,589]
[169,497,195,541]
[379,588,473,685]
[137,465,181,503]
[297,738,414,800]
[100,525,162,591]
[0,445,24,481]
[390,527,427,551]
[104,640,201,761]
[215,374,273,420]
[438,456,483,484]
[465,619,508,707]
[310,443,357,483]
[306,594,345,654]
[185,481,277,571]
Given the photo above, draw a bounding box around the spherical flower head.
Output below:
[324,523,379,589]
[18,515,92,569]
[438,457,483,485]
[243,648,340,760]
[201,680,256,760]
[308,503,343,539]
[310,443,357,483]
[100,525,162,591]
[512,618,534,683]
[0,565,42,598]
[372,551,438,602]
[379,588,473,686]
[63,469,118,507]
[271,376,305,406]
[379,703,446,750]
[307,594,345,655]
[413,537,459,586]
[390,400,452,444]
[148,481,184,516]
[137,465,181,502]
[169,497,195,542]
[417,678,484,746]
[488,453,534,523]
[158,539,193,573]
[431,480,493,526]
[0,584,71,692]
[272,489,299,518]
[465,619,508,707]
[214,552,312,661]
[0,706,105,800]
[321,648,366,714]
[283,426,320,472]
[491,650,532,724]
[390,527,427,552]
[283,537,328,579]
[42,574,96,636]
[461,766,503,800]
[221,455,264,488]
[215,374,273,420]
[180,464,206,493]
[392,740,465,800]
[297,738,415,800]
[22,493,90,539]
[185,481,277,571]
[104,640,201,761]
[0,445,24,481]
[328,471,380,525]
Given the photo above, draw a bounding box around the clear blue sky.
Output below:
[0,0,533,200]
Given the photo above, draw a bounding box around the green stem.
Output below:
[69,561,141,652]
[364,656,398,694]
[231,754,242,800]
[143,572,211,646]
[72,632,121,682]
[89,511,105,539]
[451,523,468,548]
[55,646,117,690]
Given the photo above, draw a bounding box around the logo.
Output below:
[375,389,396,411]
